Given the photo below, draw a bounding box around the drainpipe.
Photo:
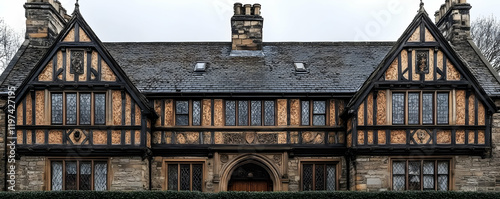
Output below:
[345,154,350,191]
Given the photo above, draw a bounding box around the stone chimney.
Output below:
[24,0,71,46]
[231,3,263,51]
[434,0,471,43]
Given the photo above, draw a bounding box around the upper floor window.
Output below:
[50,159,108,191]
[225,100,275,126]
[392,92,449,125]
[51,92,106,125]
[175,100,202,126]
[392,159,450,191]
[301,100,326,126]
[166,162,203,191]
[301,162,337,191]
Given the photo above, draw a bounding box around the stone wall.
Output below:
[15,156,46,191]
[353,156,390,191]
[109,157,149,191]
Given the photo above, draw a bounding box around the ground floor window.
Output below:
[166,163,203,191]
[50,159,108,191]
[392,159,450,191]
[301,162,337,191]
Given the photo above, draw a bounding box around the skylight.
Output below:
[294,62,306,72]
[194,62,206,72]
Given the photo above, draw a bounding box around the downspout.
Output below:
[345,154,350,191]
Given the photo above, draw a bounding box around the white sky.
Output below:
[1,0,499,42]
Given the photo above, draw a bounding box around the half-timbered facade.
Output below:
[1,0,499,192]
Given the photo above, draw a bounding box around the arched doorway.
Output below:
[227,163,273,191]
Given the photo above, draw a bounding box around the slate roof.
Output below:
[1,40,499,97]
[104,42,393,94]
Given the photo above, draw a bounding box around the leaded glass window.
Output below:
[51,162,63,191]
[264,100,275,126]
[437,93,449,124]
[79,94,91,125]
[392,93,405,124]
[422,93,434,124]
[79,162,91,190]
[167,163,203,191]
[66,93,77,125]
[192,101,201,126]
[408,93,420,125]
[225,101,236,126]
[301,101,310,125]
[392,160,450,191]
[51,160,107,191]
[302,163,337,191]
[175,101,189,126]
[251,101,262,126]
[51,93,63,124]
[313,101,326,126]
[238,101,249,126]
[94,94,106,125]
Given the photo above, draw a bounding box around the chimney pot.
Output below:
[435,0,471,43]
[234,3,242,15]
[253,4,261,16]
[435,11,441,22]
[459,0,467,4]
[244,4,252,15]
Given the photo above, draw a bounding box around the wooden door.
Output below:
[228,180,271,191]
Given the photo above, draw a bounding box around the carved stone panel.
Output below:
[70,50,85,75]
[302,132,325,144]
[411,129,432,145]
[416,50,429,74]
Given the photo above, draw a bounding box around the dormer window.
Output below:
[294,62,307,73]
[194,62,207,72]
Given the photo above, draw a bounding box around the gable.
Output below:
[348,10,496,114]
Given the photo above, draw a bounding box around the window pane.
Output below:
[408,93,420,124]
[251,101,262,126]
[168,164,178,190]
[51,93,63,124]
[94,94,106,125]
[313,101,326,114]
[392,93,405,124]
[408,161,421,190]
[438,175,448,191]
[51,162,63,191]
[392,162,405,175]
[225,101,236,126]
[80,94,91,125]
[423,161,434,175]
[393,175,405,191]
[313,115,325,126]
[315,164,325,190]
[438,161,448,174]
[264,101,275,126]
[423,93,433,124]
[94,162,107,191]
[302,164,313,191]
[437,93,449,124]
[180,164,191,191]
[176,101,189,126]
[326,165,336,191]
[423,175,435,190]
[65,161,77,190]
[192,164,203,191]
[301,101,310,125]
[238,101,249,126]
[192,101,201,126]
[66,93,77,125]
[79,162,91,190]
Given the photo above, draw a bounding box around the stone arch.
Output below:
[219,153,282,191]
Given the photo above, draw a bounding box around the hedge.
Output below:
[0,191,500,199]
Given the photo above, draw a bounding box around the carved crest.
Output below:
[416,129,427,143]
[220,154,228,163]
[416,50,429,74]
[70,50,85,75]
[245,132,256,144]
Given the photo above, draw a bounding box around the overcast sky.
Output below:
[1,0,499,42]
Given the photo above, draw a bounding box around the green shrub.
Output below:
[0,191,499,199]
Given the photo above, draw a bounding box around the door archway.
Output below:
[227,163,273,191]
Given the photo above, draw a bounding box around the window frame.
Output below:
[192,100,202,126]
[299,159,340,191]
[390,157,452,191]
[300,100,328,126]
[165,160,205,192]
[175,100,190,126]
[50,92,106,125]
[390,91,450,125]
[47,158,109,191]
[223,100,275,126]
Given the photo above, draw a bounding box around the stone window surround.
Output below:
[389,157,453,191]
[389,91,451,125]
[46,157,109,191]
[299,158,341,191]
[50,91,107,126]
[164,158,207,192]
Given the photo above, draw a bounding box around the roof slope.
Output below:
[104,42,393,94]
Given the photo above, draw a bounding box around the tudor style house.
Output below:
[0,0,499,192]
